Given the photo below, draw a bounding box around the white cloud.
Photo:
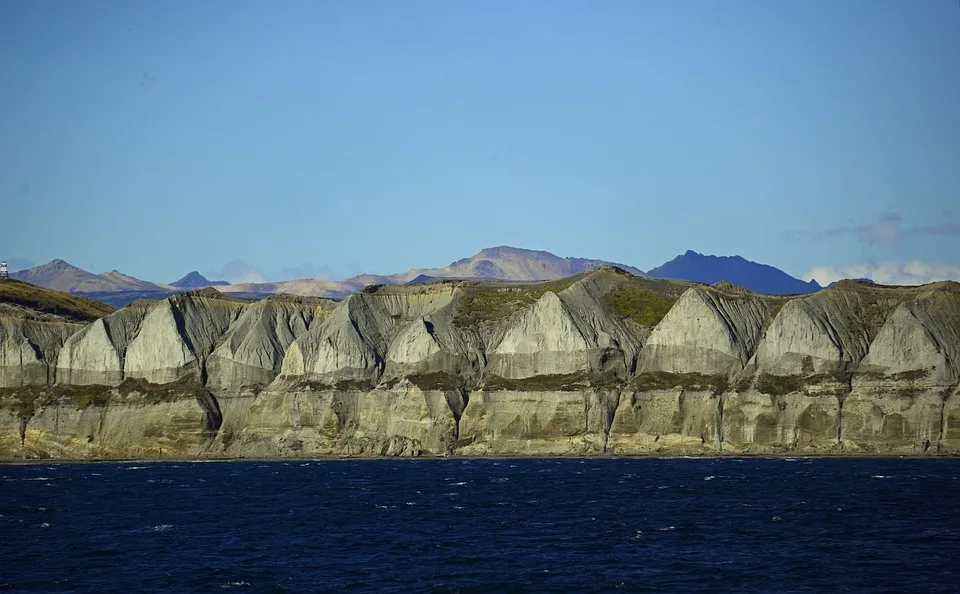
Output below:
[783,212,960,246]
[802,261,960,286]
[207,260,268,284]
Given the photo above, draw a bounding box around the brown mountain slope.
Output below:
[12,259,168,293]
[0,279,115,322]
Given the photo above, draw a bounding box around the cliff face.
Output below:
[2,272,958,460]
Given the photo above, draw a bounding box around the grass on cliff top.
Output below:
[600,282,679,327]
[0,279,114,322]
[452,278,579,328]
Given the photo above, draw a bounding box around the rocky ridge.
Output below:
[1,270,959,460]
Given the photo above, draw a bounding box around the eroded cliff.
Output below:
[2,271,958,460]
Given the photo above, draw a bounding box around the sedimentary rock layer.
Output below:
[2,271,958,459]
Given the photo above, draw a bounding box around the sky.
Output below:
[1,1,958,286]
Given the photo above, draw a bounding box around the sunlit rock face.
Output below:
[3,275,959,459]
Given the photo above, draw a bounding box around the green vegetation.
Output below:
[600,284,676,327]
[481,372,621,392]
[856,368,932,382]
[757,373,806,396]
[452,278,577,328]
[405,372,464,391]
[630,372,729,395]
[753,372,853,397]
[0,279,114,322]
[289,378,378,392]
[755,373,804,397]
[893,368,930,382]
[0,385,50,418]
[0,378,211,416]
[896,386,923,399]
[768,302,785,322]
[378,372,466,391]
[117,376,207,405]
[60,385,112,410]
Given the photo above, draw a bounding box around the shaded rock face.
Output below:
[2,275,959,460]
[206,297,336,393]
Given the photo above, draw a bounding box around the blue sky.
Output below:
[2,1,958,285]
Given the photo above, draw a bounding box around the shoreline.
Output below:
[3,452,958,465]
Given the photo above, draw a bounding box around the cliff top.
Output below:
[0,279,115,322]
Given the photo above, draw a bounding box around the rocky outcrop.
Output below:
[56,301,156,386]
[608,388,720,455]
[2,273,959,460]
[206,295,336,393]
[639,286,768,375]
[0,312,82,387]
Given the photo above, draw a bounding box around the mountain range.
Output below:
[10,246,830,306]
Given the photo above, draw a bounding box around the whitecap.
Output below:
[704,476,715,481]
[404,502,416,506]
[657,526,676,531]
[217,581,251,589]
[151,524,173,532]
[453,482,467,486]
[872,475,891,479]
[39,523,50,528]
[125,466,146,471]
[453,505,464,510]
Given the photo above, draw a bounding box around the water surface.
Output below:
[2,458,958,592]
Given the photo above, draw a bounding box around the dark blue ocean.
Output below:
[1,458,958,593]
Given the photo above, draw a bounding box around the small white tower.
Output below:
[0,261,8,279]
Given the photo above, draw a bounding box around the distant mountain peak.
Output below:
[171,271,228,288]
[646,251,821,295]
[44,259,82,270]
[441,246,645,280]
[12,259,166,295]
